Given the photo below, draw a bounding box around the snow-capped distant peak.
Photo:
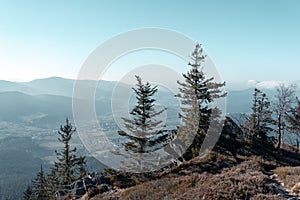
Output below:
[257,81,287,89]
[248,80,290,89]
[246,80,258,87]
[226,80,298,91]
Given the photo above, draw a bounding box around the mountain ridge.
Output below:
[1,77,299,117]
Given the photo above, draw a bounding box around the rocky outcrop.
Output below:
[55,173,111,199]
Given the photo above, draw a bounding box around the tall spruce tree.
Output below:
[30,165,49,200]
[176,44,226,160]
[51,118,87,187]
[118,75,168,154]
[245,88,274,145]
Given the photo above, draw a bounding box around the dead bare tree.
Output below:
[286,98,300,153]
[273,84,296,151]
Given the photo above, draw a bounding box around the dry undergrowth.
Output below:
[92,157,279,200]
[273,166,300,189]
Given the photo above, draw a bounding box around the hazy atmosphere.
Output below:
[1,1,300,200]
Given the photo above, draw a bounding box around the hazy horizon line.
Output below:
[0,76,297,84]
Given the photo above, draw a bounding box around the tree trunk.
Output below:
[276,114,282,151]
[297,138,299,153]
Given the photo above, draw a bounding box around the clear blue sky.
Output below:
[0,0,299,82]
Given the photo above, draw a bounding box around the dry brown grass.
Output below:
[273,166,300,188]
[93,157,278,200]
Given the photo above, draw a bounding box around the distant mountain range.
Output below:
[0,77,179,126]
[0,77,299,121]
[0,77,122,97]
[227,80,300,91]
